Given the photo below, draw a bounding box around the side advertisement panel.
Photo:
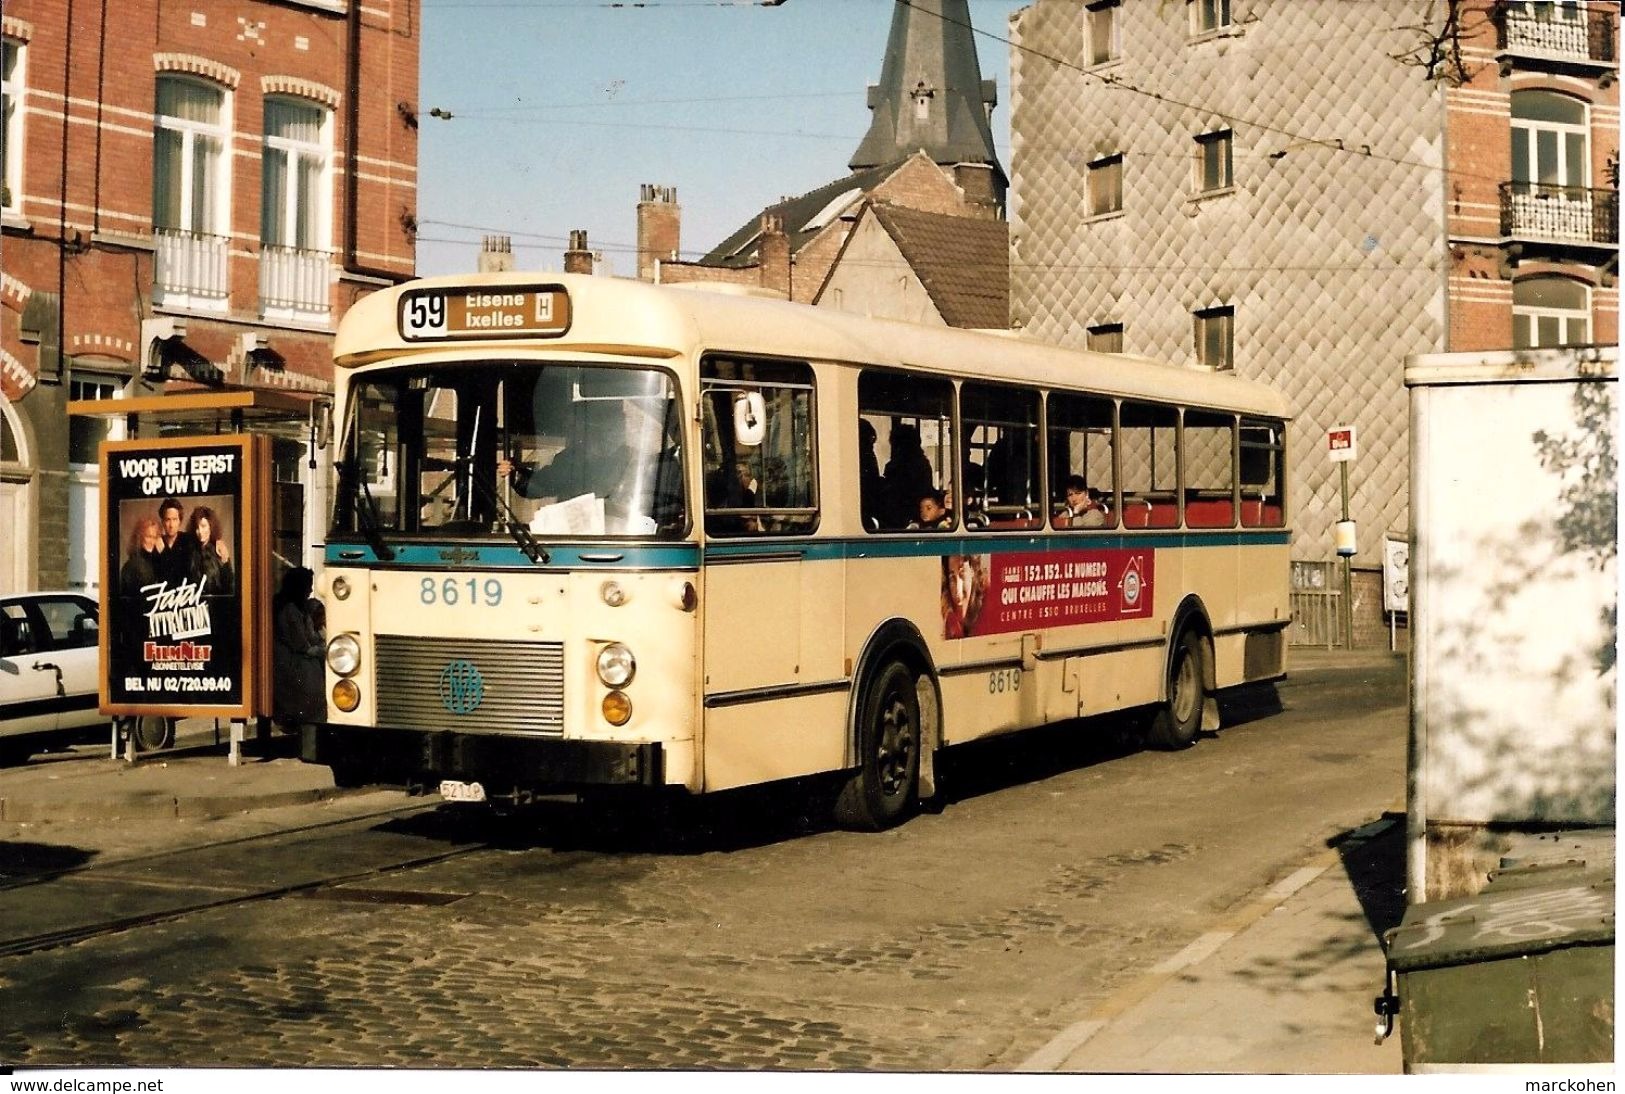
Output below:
[98,435,269,718]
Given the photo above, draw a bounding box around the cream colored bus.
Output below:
[308,272,1291,828]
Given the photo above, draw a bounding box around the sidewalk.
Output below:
[1023,815,1406,1074]
[0,719,358,823]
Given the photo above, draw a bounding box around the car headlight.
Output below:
[331,575,352,600]
[596,642,636,688]
[327,633,361,677]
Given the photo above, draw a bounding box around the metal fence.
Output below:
[1290,559,1343,649]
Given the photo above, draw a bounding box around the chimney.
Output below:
[477,234,515,273]
[637,184,680,283]
[564,229,594,275]
[953,163,1004,219]
[758,213,790,298]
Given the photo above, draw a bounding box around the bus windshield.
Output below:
[332,361,685,541]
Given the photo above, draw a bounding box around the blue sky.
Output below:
[416,0,1029,277]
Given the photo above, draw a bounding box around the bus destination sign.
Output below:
[399,285,572,341]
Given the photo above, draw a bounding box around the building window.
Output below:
[1513,277,1590,348]
[68,375,125,466]
[153,76,229,304]
[1192,0,1233,35]
[1512,90,1588,193]
[2,38,21,212]
[1194,305,1234,369]
[1195,130,1233,194]
[261,96,332,315]
[1086,323,1124,352]
[1088,154,1123,217]
[1087,1,1121,66]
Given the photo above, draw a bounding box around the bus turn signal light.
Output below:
[332,678,361,712]
[601,690,632,726]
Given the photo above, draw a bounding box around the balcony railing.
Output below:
[1498,6,1616,64]
[1500,182,1620,245]
[260,243,333,314]
[154,227,230,301]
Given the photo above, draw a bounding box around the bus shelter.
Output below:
[67,388,330,764]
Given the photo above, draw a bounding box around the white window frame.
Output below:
[154,75,230,236]
[1194,305,1235,370]
[2,37,23,215]
[1086,0,1121,67]
[1194,129,1234,195]
[1512,277,1591,349]
[260,95,334,320]
[65,374,126,593]
[1511,90,1589,191]
[153,75,232,311]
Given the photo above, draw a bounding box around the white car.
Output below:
[0,591,110,765]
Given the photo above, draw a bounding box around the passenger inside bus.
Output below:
[882,423,935,529]
[911,488,953,530]
[1061,475,1109,528]
[858,419,884,531]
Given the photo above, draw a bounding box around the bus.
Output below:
[307,272,1291,829]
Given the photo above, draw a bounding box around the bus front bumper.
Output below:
[302,724,665,793]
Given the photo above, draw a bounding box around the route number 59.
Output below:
[402,293,448,339]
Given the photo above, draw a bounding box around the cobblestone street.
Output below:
[0,658,1406,1071]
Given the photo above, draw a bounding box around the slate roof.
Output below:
[849,0,1003,179]
[700,161,906,268]
[868,203,1009,329]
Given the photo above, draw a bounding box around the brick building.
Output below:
[627,0,1009,316]
[0,0,418,593]
[1008,0,1617,647]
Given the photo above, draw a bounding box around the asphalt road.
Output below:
[0,654,1407,1070]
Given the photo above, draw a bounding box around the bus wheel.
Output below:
[131,715,176,752]
[1147,631,1206,751]
[834,661,921,831]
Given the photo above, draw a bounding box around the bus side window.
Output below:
[1240,419,1287,527]
[1120,400,1179,529]
[963,382,1042,530]
[1183,409,1236,528]
[1048,393,1117,530]
[858,370,955,533]
[700,357,818,537]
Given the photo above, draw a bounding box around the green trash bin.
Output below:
[1381,850,1613,1071]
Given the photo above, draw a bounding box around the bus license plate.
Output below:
[438,780,486,803]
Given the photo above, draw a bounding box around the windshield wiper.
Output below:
[465,466,550,565]
[340,459,396,561]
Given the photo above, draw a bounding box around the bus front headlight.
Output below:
[327,634,361,677]
[596,643,636,688]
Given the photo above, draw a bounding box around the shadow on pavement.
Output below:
[1332,814,1408,941]
[0,841,99,882]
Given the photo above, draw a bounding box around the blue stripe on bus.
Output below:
[703,530,1291,562]
[325,542,702,569]
[326,530,1289,569]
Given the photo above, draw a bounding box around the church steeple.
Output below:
[849,0,1005,199]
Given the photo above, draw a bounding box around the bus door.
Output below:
[697,359,821,699]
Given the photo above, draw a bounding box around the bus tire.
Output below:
[833,660,921,831]
[1146,631,1207,751]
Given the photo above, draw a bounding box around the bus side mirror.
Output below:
[733,391,766,448]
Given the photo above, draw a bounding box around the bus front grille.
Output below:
[375,635,566,736]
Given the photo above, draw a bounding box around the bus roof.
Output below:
[336,272,1292,420]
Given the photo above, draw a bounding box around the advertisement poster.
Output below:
[942,549,1154,639]
[100,435,266,717]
